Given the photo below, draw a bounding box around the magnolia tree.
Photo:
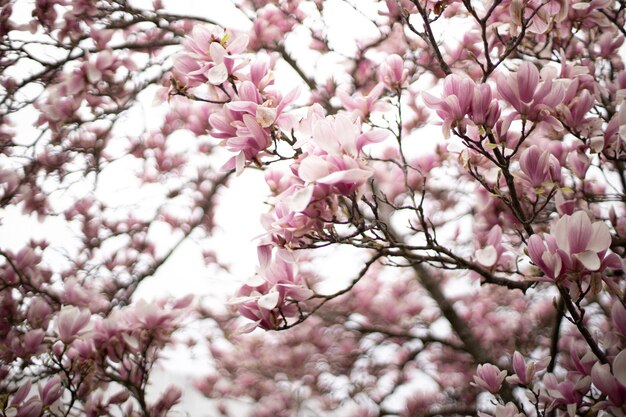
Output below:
[2,0,626,416]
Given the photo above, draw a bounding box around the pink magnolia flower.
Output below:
[260,182,332,246]
[541,373,590,412]
[527,234,571,280]
[10,381,32,406]
[470,83,501,129]
[151,386,182,415]
[379,54,409,89]
[496,62,565,128]
[56,306,91,343]
[232,248,313,331]
[293,114,387,197]
[569,347,596,376]
[528,211,619,279]
[552,211,615,272]
[16,398,42,417]
[38,377,64,406]
[248,5,296,51]
[518,145,562,188]
[604,99,626,156]
[338,83,392,120]
[591,362,626,407]
[84,50,129,84]
[176,26,248,87]
[506,351,550,386]
[474,225,510,268]
[423,74,474,137]
[472,363,507,394]
[558,86,595,132]
[212,79,299,173]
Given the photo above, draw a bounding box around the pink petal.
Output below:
[209,42,226,63]
[243,114,268,148]
[298,155,330,183]
[208,63,228,85]
[258,291,280,310]
[287,186,314,212]
[228,101,258,113]
[235,151,246,175]
[575,250,601,271]
[257,245,272,270]
[587,221,612,252]
[475,245,498,267]
[613,349,626,387]
[227,34,249,53]
[236,320,261,334]
[422,91,443,109]
[567,211,592,253]
[238,80,262,102]
[356,130,388,153]
[496,73,520,110]
[276,87,301,114]
[527,235,546,265]
[246,274,266,287]
[553,214,571,253]
[317,168,373,185]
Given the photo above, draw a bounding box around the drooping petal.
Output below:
[356,130,388,153]
[227,101,258,114]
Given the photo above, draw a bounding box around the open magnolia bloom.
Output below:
[528,211,621,280]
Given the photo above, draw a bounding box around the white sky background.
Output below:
[1,0,454,414]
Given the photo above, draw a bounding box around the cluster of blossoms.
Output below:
[163,0,626,414]
[528,211,621,281]
[3,0,626,416]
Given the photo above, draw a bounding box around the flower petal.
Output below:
[208,63,228,85]
[613,349,626,387]
[575,250,601,271]
[258,291,280,310]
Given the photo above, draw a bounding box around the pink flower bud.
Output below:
[379,54,408,89]
[52,341,64,358]
[472,363,507,394]
[38,377,63,406]
[107,390,130,405]
[10,381,32,406]
[16,398,42,417]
